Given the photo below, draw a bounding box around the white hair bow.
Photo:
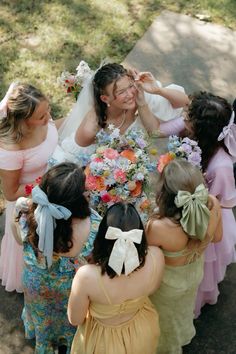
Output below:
[105,226,143,276]
[217,111,236,158]
[0,82,17,119]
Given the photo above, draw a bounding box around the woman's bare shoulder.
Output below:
[208,194,220,212]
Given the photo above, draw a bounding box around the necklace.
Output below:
[116,110,126,129]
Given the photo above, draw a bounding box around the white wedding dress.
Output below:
[48,81,185,168]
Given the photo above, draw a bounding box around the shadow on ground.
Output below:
[0,263,236,353]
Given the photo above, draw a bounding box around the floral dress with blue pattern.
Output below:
[20,209,101,354]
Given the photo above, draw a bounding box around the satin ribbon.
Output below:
[217,111,236,158]
[0,82,18,119]
[32,185,72,267]
[174,183,210,240]
[105,226,143,276]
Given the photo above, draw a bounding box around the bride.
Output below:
[49,62,189,166]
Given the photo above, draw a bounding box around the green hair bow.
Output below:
[174,183,210,240]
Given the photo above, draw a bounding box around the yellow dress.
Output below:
[71,254,160,354]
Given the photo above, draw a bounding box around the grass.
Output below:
[0,0,236,119]
[0,0,235,207]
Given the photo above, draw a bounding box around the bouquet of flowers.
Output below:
[85,125,156,220]
[24,176,42,196]
[57,60,92,100]
[157,135,202,173]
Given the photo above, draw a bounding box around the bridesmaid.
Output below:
[146,159,222,353]
[12,163,101,353]
[68,202,164,354]
[0,82,63,292]
[135,72,236,317]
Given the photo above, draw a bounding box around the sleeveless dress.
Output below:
[71,252,160,354]
[0,121,58,292]
[21,209,101,354]
[159,118,236,317]
[150,247,204,354]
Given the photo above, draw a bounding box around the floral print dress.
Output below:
[20,209,101,354]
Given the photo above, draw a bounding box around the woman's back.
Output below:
[70,246,164,354]
[77,246,163,325]
[148,195,222,267]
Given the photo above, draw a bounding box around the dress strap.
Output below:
[162,248,187,258]
[96,267,112,305]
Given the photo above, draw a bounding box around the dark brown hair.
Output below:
[27,162,91,254]
[93,63,128,128]
[187,91,233,171]
[92,202,147,278]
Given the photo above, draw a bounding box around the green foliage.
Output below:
[0,0,235,119]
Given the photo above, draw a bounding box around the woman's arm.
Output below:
[75,109,99,147]
[212,211,223,243]
[135,85,162,133]
[68,266,90,326]
[11,220,23,246]
[209,196,223,243]
[146,219,168,248]
[0,169,31,201]
[136,72,190,108]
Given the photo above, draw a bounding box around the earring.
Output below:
[107,103,110,107]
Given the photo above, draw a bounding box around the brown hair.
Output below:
[93,63,128,128]
[92,202,147,278]
[187,91,233,171]
[154,159,206,223]
[0,83,47,143]
[26,162,91,254]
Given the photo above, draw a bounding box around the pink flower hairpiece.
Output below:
[0,82,17,119]
[217,111,236,158]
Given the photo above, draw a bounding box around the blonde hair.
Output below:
[155,159,206,222]
[0,83,47,144]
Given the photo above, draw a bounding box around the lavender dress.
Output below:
[159,117,236,317]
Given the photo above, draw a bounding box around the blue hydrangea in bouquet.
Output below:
[85,125,156,221]
[157,135,202,173]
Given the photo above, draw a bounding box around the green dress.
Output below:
[150,248,204,354]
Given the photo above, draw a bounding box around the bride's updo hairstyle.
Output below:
[0,83,47,144]
[187,92,233,171]
[93,63,128,128]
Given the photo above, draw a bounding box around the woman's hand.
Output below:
[135,72,160,94]
[15,197,30,217]
[135,82,147,107]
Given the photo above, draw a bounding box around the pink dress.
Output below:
[160,117,236,317]
[0,121,58,292]
[195,148,236,316]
